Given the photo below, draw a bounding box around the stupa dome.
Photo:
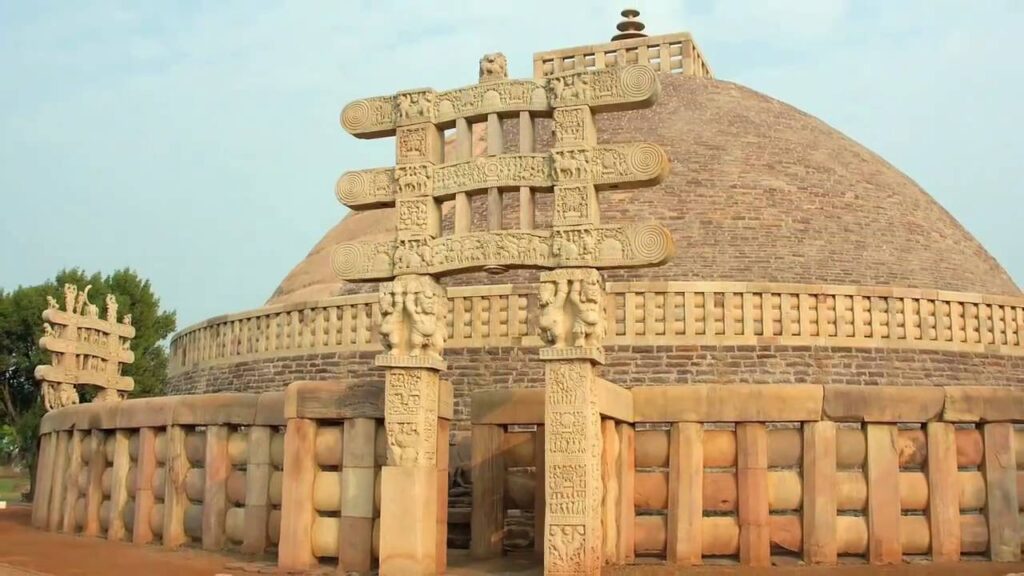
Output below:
[268,73,1018,306]
[168,27,1024,405]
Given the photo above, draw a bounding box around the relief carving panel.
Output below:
[553,184,598,227]
[340,64,660,138]
[383,367,439,466]
[332,223,674,281]
[335,143,669,208]
[544,359,603,574]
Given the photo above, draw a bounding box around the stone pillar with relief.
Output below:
[377,116,446,576]
[540,268,607,575]
[541,100,607,575]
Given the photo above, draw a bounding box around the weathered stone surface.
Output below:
[823,385,944,422]
[944,386,1024,422]
[172,393,259,425]
[803,421,836,564]
[927,422,961,562]
[379,466,438,575]
[284,380,383,420]
[667,423,701,565]
[633,384,823,423]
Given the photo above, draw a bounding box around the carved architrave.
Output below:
[34,284,136,411]
[332,223,674,281]
[433,154,552,197]
[340,64,660,138]
[546,64,660,111]
[544,359,603,574]
[435,80,547,122]
[335,142,669,209]
[335,167,396,208]
[384,367,439,467]
[376,275,447,365]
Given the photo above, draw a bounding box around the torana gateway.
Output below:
[31,10,1024,576]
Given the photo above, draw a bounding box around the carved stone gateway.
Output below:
[336,52,672,575]
[34,284,135,411]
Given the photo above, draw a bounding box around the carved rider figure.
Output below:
[408,285,444,359]
[379,287,402,352]
[539,278,569,347]
[570,276,606,347]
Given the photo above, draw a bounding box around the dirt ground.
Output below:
[0,506,233,576]
[4,505,1024,575]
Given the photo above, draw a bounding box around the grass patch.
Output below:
[0,471,30,502]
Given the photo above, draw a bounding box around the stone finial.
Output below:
[611,8,647,41]
[478,52,508,83]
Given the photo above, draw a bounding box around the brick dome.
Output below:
[268,74,1019,305]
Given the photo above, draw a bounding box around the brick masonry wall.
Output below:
[167,344,1024,432]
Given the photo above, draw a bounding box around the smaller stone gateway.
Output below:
[35,284,136,411]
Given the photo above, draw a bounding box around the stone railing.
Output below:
[532,32,713,78]
[470,384,1024,566]
[30,380,452,573]
[169,282,1024,375]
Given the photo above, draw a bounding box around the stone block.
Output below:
[172,393,259,425]
[379,466,437,576]
[944,386,1024,422]
[823,385,944,422]
[632,384,823,422]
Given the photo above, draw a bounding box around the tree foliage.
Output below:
[0,268,176,467]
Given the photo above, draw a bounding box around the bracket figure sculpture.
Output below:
[35,284,136,411]
[334,51,673,575]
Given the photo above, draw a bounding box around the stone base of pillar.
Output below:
[379,466,438,575]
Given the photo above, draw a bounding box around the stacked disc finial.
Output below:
[612,8,647,41]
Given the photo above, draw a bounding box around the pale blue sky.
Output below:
[1,0,1021,331]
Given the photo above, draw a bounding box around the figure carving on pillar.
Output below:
[409,286,444,359]
[570,275,606,348]
[378,275,446,363]
[539,279,569,347]
[379,288,401,352]
[538,269,607,354]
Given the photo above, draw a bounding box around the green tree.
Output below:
[0,268,176,494]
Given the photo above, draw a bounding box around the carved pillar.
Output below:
[379,119,447,576]
[541,268,607,576]
[541,96,612,575]
[379,363,441,575]
[377,275,445,575]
